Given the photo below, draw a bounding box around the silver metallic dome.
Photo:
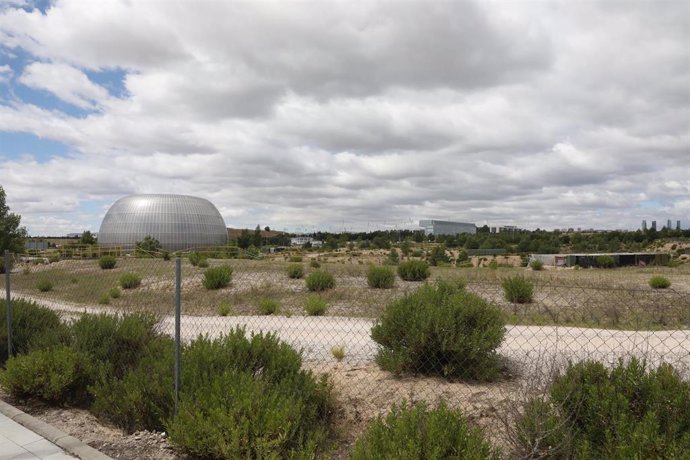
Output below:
[98,194,228,251]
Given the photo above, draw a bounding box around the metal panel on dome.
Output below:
[98,194,228,251]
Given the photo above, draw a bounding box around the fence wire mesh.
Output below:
[1,248,689,457]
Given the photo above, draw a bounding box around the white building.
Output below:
[419,220,476,235]
[290,236,322,247]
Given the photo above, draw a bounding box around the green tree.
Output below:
[80,230,97,245]
[0,186,27,255]
[236,229,252,249]
[252,225,262,247]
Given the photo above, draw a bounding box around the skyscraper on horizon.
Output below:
[642,220,647,231]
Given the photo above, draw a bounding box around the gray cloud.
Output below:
[0,0,688,234]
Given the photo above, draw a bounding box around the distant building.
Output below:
[651,221,657,231]
[641,220,647,231]
[419,220,476,235]
[667,219,673,230]
[290,236,322,247]
[530,252,671,268]
[66,233,81,238]
[25,240,49,250]
[677,220,682,230]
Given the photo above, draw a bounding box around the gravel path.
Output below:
[13,293,690,376]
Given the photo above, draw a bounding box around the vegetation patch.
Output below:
[513,358,690,459]
[649,275,671,289]
[257,297,280,315]
[367,265,395,289]
[501,275,534,304]
[36,278,53,292]
[306,270,336,292]
[352,402,497,460]
[119,273,142,289]
[1,346,97,406]
[287,263,304,279]
[304,294,328,316]
[165,329,334,459]
[397,260,430,281]
[529,259,544,271]
[371,280,506,380]
[0,299,66,365]
[202,265,233,290]
[98,255,117,270]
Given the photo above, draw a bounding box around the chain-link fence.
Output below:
[1,248,689,456]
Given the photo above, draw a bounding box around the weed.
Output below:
[330,346,345,362]
[502,275,534,304]
[397,260,430,281]
[287,263,304,279]
[258,298,280,315]
[304,294,328,316]
[119,273,142,289]
[305,270,335,292]
[217,302,232,316]
[367,265,395,289]
[649,275,671,289]
[202,265,233,290]
[98,256,117,270]
[36,279,53,292]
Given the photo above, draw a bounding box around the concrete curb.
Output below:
[0,399,113,460]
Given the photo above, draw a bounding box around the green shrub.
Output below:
[217,301,232,316]
[287,263,305,279]
[529,259,544,271]
[98,294,110,305]
[501,275,534,304]
[304,294,328,316]
[352,402,497,460]
[109,287,121,299]
[162,251,171,261]
[188,252,206,267]
[71,312,160,379]
[487,259,499,270]
[1,346,97,406]
[515,358,690,459]
[166,329,334,459]
[309,259,320,268]
[48,254,60,264]
[36,278,53,292]
[202,265,233,290]
[98,255,117,269]
[649,275,671,289]
[90,337,175,432]
[305,270,335,292]
[0,299,66,365]
[371,280,505,380]
[289,255,303,263]
[118,273,141,289]
[595,254,616,268]
[257,298,280,315]
[397,260,430,281]
[367,265,395,289]
[197,258,209,268]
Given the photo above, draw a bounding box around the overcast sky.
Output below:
[0,0,688,236]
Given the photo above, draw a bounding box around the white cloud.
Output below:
[19,62,110,110]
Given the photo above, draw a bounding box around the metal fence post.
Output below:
[4,250,11,358]
[174,256,181,415]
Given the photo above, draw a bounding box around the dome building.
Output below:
[98,194,228,251]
